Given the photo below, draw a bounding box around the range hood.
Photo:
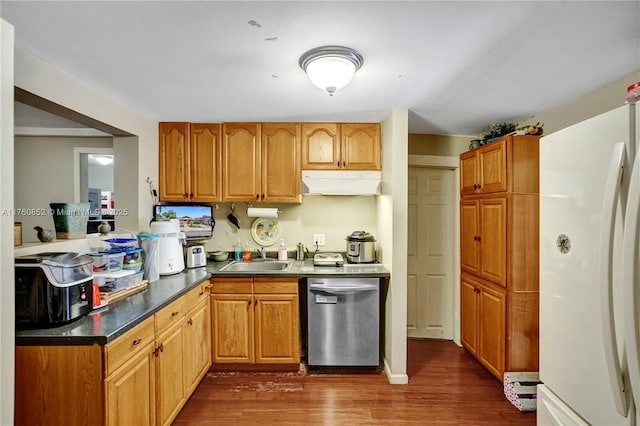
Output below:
[301,170,381,195]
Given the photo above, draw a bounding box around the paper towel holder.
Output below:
[246,204,283,218]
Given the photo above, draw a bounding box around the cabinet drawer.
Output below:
[187,282,211,311]
[155,296,187,332]
[104,315,155,376]
[211,278,253,294]
[253,278,298,294]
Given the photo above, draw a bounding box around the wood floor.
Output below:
[173,339,536,425]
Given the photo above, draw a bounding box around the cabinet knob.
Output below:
[132,338,142,346]
[171,311,179,317]
[256,194,260,200]
[261,193,265,200]
[183,193,189,198]
[187,318,193,326]
[474,287,480,294]
[342,161,346,168]
[473,235,481,241]
[190,192,194,198]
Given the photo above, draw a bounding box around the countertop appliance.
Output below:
[307,277,380,367]
[346,230,376,263]
[313,252,344,266]
[15,252,94,327]
[538,104,639,425]
[150,219,185,275]
[186,244,206,268]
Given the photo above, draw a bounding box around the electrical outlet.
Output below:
[313,233,326,246]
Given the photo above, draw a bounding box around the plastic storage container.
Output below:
[104,238,139,249]
[94,269,136,292]
[123,247,143,264]
[88,251,125,272]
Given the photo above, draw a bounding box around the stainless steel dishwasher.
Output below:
[307,277,380,367]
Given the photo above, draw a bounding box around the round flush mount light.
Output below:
[299,45,363,96]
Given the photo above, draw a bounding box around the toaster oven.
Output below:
[15,252,94,328]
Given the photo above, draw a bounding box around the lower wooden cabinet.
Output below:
[15,282,212,426]
[460,273,506,380]
[183,296,212,395]
[210,277,300,366]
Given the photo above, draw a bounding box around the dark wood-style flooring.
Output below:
[174,339,536,425]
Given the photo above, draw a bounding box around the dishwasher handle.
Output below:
[309,283,378,294]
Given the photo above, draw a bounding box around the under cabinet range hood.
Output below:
[301,170,381,195]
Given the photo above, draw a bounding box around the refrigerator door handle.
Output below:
[623,149,640,418]
[599,142,629,416]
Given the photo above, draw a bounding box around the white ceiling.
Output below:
[3,1,639,136]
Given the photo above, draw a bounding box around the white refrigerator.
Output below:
[539,104,640,425]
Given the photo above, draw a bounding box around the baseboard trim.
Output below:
[383,357,409,384]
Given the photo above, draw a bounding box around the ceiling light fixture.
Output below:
[299,45,363,96]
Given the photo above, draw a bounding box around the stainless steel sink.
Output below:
[219,260,293,272]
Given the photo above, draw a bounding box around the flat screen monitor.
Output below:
[153,204,215,240]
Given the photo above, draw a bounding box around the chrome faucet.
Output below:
[254,247,267,260]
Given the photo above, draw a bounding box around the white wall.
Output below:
[14,136,113,242]
[378,108,409,384]
[14,49,157,233]
[1,18,15,426]
[201,196,377,254]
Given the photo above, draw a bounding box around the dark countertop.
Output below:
[207,258,390,278]
[15,268,211,346]
[16,259,389,347]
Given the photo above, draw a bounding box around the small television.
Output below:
[153,204,215,240]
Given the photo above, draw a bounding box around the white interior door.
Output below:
[407,166,455,339]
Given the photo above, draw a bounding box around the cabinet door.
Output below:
[478,284,506,380]
[159,122,190,202]
[211,294,254,363]
[459,150,479,195]
[190,123,222,202]
[478,139,507,193]
[261,123,301,203]
[184,298,212,395]
[460,200,480,274]
[105,344,156,426]
[340,123,381,170]
[156,322,186,426]
[301,123,340,169]
[479,198,507,286]
[254,294,300,364]
[460,277,478,357]
[223,123,261,202]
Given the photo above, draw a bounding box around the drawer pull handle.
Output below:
[198,289,204,296]
[132,338,142,346]
[171,311,179,317]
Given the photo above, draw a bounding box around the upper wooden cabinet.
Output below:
[302,122,381,170]
[222,123,261,203]
[159,122,222,202]
[261,123,301,203]
[460,135,540,196]
[223,123,301,203]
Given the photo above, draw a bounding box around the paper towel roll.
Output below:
[247,207,279,218]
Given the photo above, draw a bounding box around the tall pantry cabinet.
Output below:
[459,134,540,380]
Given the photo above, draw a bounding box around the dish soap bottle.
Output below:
[278,239,287,260]
[234,239,243,261]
